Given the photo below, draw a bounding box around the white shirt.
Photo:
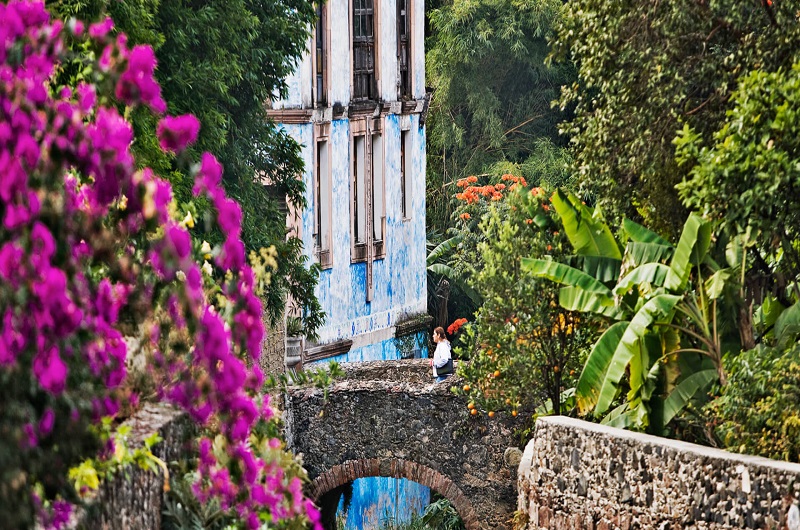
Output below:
[432,340,451,373]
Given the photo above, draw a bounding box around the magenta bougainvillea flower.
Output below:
[157,114,200,153]
[0,2,322,529]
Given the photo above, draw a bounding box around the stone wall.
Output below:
[259,319,287,377]
[69,403,191,530]
[285,359,527,530]
[517,416,800,530]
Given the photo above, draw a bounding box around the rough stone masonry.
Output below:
[518,416,800,530]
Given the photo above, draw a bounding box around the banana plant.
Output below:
[522,190,736,434]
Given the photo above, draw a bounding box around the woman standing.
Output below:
[431,327,454,382]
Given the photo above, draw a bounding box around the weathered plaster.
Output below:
[379,0,398,101]
[329,0,351,105]
[282,113,426,362]
[412,0,425,98]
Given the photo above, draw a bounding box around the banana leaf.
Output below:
[522,258,613,294]
[559,286,625,319]
[614,263,672,295]
[600,403,633,429]
[622,218,671,245]
[774,300,800,349]
[426,263,482,306]
[595,294,682,415]
[704,268,732,300]
[623,241,674,268]
[661,368,718,426]
[427,235,462,266]
[550,190,622,259]
[575,321,629,414]
[666,214,711,290]
[565,255,622,283]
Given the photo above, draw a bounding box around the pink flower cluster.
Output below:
[0,2,320,529]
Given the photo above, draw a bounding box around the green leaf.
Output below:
[666,214,711,290]
[559,286,625,319]
[774,300,800,349]
[622,219,671,245]
[427,263,483,306]
[661,369,718,426]
[575,321,629,414]
[704,269,732,300]
[427,235,463,266]
[522,258,614,295]
[600,403,633,429]
[595,294,682,415]
[551,190,622,259]
[623,242,674,268]
[565,255,622,283]
[614,263,672,295]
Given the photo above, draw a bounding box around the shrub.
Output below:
[707,343,800,463]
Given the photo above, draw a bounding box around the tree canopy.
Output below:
[552,0,800,237]
[48,0,324,332]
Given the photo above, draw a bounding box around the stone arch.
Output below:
[308,457,481,530]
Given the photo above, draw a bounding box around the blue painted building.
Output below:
[269,0,430,365]
[268,0,432,526]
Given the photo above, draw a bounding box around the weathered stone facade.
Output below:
[518,416,800,530]
[284,359,526,530]
[69,404,191,530]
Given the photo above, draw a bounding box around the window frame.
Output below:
[352,0,379,102]
[313,122,332,269]
[396,0,411,100]
[400,128,412,221]
[313,3,329,107]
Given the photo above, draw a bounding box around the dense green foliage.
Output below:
[708,344,800,462]
[48,0,324,333]
[425,0,575,236]
[456,185,591,417]
[552,0,800,237]
[676,63,800,288]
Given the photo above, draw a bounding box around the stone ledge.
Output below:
[518,416,800,530]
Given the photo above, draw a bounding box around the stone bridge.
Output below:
[284,359,526,529]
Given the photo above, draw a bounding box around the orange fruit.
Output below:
[512,410,518,417]
[470,408,478,416]
[463,384,471,392]
[467,402,475,410]
[488,411,495,418]
[493,370,501,378]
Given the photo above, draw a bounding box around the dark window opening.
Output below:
[315,4,327,106]
[397,0,410,99]
[353,0,376,101]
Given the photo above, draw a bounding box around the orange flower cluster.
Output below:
[456,175,479,187]
[447,317,468,336]
[459,212,471,220]
[501,174,528,188]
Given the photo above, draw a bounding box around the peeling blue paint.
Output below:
[337,478,430,529]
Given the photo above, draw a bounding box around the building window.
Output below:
[314,4,327,106]
[314,139,332,268]
[400,130,411,219]
[397,0,410,99]
[353,0,376,101]
[352,135,367,250]
[372,133,385,256]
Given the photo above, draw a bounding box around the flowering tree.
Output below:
[0,2,320,528]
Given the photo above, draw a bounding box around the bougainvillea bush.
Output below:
[0,2,320,528]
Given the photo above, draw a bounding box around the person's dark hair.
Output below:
[434,326,446,339]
